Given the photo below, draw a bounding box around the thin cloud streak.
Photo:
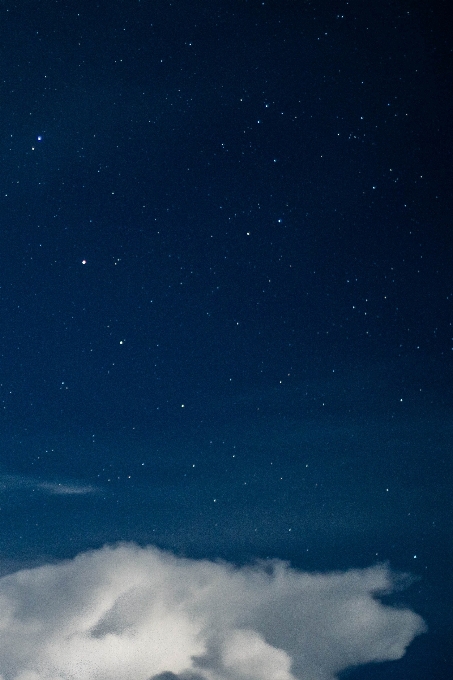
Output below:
[37,481,98,495]
[0,543,426,680]
[0,474,99,496]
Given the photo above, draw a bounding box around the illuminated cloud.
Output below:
[0,543,426,680]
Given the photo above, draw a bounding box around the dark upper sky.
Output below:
[0,1,452,678]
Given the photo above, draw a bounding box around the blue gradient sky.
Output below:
[0,1,451,678]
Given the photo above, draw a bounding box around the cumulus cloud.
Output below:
[0,543,425,680]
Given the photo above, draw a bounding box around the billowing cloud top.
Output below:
[0,543,426,680]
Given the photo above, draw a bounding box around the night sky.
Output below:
[0,1,452,678]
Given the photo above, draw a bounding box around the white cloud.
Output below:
[36,481,97,495]
[0,543,426,680]
[0,474,98,496]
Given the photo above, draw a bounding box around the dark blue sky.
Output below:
[0,1,451,678]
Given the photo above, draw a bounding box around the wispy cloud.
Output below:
[0,543,426,680]
[0,474,98,496]
[36,481,98,495]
